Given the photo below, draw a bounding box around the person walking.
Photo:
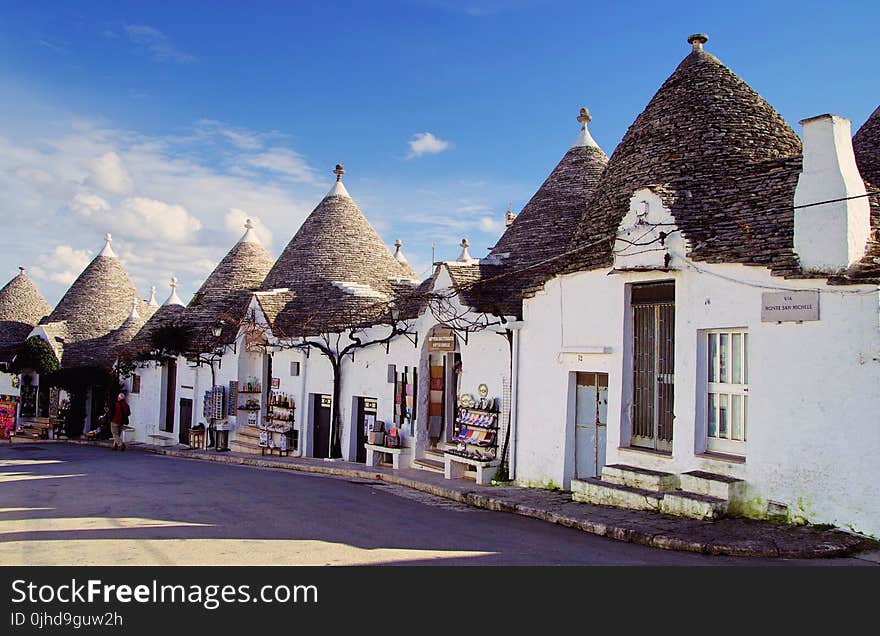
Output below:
[110,392,130,451]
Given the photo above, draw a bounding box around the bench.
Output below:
[147,433,176,447]
[364,443,409,470]
[444,453,500,486]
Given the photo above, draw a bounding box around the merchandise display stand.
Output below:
[261,390,296,456]
[443,400,501,485]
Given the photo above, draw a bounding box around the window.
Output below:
[290,361,300,377]
[130,373,141,395]
[706,329,748,455]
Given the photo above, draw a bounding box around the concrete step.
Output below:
[413,457,445,473]
[660,491,728,521]
[679,470,746,502]
[229,438,263,453]
[571,478,663,512]
[235,428,261,441]
[601,464,679,492]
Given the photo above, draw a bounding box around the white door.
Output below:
[575,372,609,479]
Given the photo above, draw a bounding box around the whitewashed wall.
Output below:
[517,262,880,536]
[0,374,16,396]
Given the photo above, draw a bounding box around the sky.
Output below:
[0,0,878,306]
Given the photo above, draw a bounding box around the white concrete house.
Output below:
[510,35,880,537]
[123,221,274,447]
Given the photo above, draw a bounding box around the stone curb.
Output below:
[56,439,867,559]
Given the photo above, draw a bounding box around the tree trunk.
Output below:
[330,356,342,458]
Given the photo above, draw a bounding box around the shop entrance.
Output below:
[355,397,377,463]
[575,372,608,478]
[312,394,332,458]
[630,282,675,452]
[427,352,460,447]
[178,398,193,445]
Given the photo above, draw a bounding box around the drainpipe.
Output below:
[503,320,524,481]
[510,326,520,481]
[298,350,308,457]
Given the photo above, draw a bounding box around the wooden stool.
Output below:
[189,428,206,449]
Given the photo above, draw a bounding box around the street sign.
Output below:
[761,291,819,322]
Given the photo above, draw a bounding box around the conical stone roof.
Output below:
[556,35,803,278]
[124,280,188,359]
[64,300,146,369]
[182,221,274,351]
[441,110,608,318]
[490,109,608,269]
[854,105,880,188]
[40,234,149,367]
[0,268,51,361]
[259,166,418,336]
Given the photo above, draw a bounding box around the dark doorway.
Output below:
[37,383,50,418]
[355,397,377,463]
[162,360,177,433]
[312,394,332,458]
[631,281,675,452]
[90,385,107,433]
[178,398,193,444]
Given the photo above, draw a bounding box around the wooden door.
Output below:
[313,394,332,458]
[162,360,177,433]
[178,398,193,444]
[575,372,609,478]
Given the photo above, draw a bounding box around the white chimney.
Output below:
[794,114,871,272]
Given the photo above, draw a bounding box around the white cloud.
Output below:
[244,148,318,183]
[122,24,195,63]
[0,114,322,305]
[31,245,93,286]
[225,208,272,246]
[478,216,505,233]
[115,197,202,242]
[86,151,133,194]
[70,192,111,217]
[406,132,451,159]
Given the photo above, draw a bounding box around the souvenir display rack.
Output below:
[446,400,499,462]
[261,390,296,456]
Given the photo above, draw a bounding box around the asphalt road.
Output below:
[0,444,869,566]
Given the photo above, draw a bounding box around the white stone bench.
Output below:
[147,433,176,447]
[443,453,500,486]
[365,443,409,470]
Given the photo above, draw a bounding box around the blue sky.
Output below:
[1,0,878,305]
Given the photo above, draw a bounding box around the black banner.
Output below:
[0,566,875,632]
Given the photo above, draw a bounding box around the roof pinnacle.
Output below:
[239,218,260,244]
[573,107,600,149]
[327,164,351,198]
[457,238,475,263]
[688,33,708,52]
[164,276,185,307]
[147,285,159,307]
[98,232,117,258]
[127,298,141,321]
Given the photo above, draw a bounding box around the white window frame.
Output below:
[706,329,748,456]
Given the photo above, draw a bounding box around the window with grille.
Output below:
[706,329,748,455]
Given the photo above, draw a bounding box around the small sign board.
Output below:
[428,330,455,352]
[320,395,332,409]
[761,291,819,322]
[271,377,280,389]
